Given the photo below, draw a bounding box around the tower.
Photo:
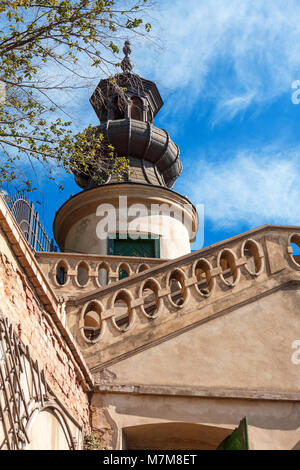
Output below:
[53,41,198,260]
[0,42,300,451]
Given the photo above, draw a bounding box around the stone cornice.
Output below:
[93,383,300,402]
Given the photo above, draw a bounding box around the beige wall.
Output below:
[90,283,300,450]
[96,288,300,392]
[91,391,300,450]
[26,409,70,450]
[64,212,191,259]
[65,214,108,255]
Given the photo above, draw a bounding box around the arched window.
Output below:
[147,107,153,122]
[56,261,68,286]
[113,96,125,120]
[130,97,143,121]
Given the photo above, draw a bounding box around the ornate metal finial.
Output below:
[121,40,133,73]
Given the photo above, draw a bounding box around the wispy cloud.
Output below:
[180,146,300,229]
[212,91,256,125]
[134,0,300,122]
[35,1,300,126]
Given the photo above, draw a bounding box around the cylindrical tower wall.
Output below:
[54,184,198,260]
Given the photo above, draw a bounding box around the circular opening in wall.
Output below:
[289,234,300,266]
[194,259,213,296]
[98,263,109,287]
[77,262,89,286]
[243,240,262,275]
[219,250,238,286]
[138,264,149,273]
[56,261,68,286]
[118,263,130,281]
[169,270,186,307]
[142,280,160,317]
[83,302,102,342]
[113,292,132,331]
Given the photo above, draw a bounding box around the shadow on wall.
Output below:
[292,441,300,450]
[122,422,234,450]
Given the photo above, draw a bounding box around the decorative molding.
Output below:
[93,383,300,402]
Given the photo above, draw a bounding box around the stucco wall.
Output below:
[89,282,300,450]
[64,212,191,259]
[97,287,300,392]
[54,184,198,259]
[91,392,300,450]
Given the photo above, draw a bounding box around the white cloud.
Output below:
[179,146,300,229]
[35,1,300,125]
[212,91,256,124]
[133,0,300,121]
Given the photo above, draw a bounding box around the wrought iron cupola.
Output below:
[74,41,182,190]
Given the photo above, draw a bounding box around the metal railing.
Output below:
[9,192,57,252]
[0,315,77,450]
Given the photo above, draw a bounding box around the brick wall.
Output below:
[0,250,91,431]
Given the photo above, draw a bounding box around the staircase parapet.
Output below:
[63,225,300,372]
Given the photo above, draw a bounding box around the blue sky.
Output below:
[12,0,300,251]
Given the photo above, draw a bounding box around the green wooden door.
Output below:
[108,235,160,258]
[217,417,249,450]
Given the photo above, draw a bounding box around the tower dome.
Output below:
[74,40,182,190]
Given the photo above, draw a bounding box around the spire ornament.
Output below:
[121,40,133,73]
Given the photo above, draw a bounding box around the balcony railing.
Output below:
[9,192,57,252]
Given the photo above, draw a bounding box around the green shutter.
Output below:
[108,234,160,258]
[217,417,249,450]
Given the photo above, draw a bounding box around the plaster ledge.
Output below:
[93,383,300,402]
